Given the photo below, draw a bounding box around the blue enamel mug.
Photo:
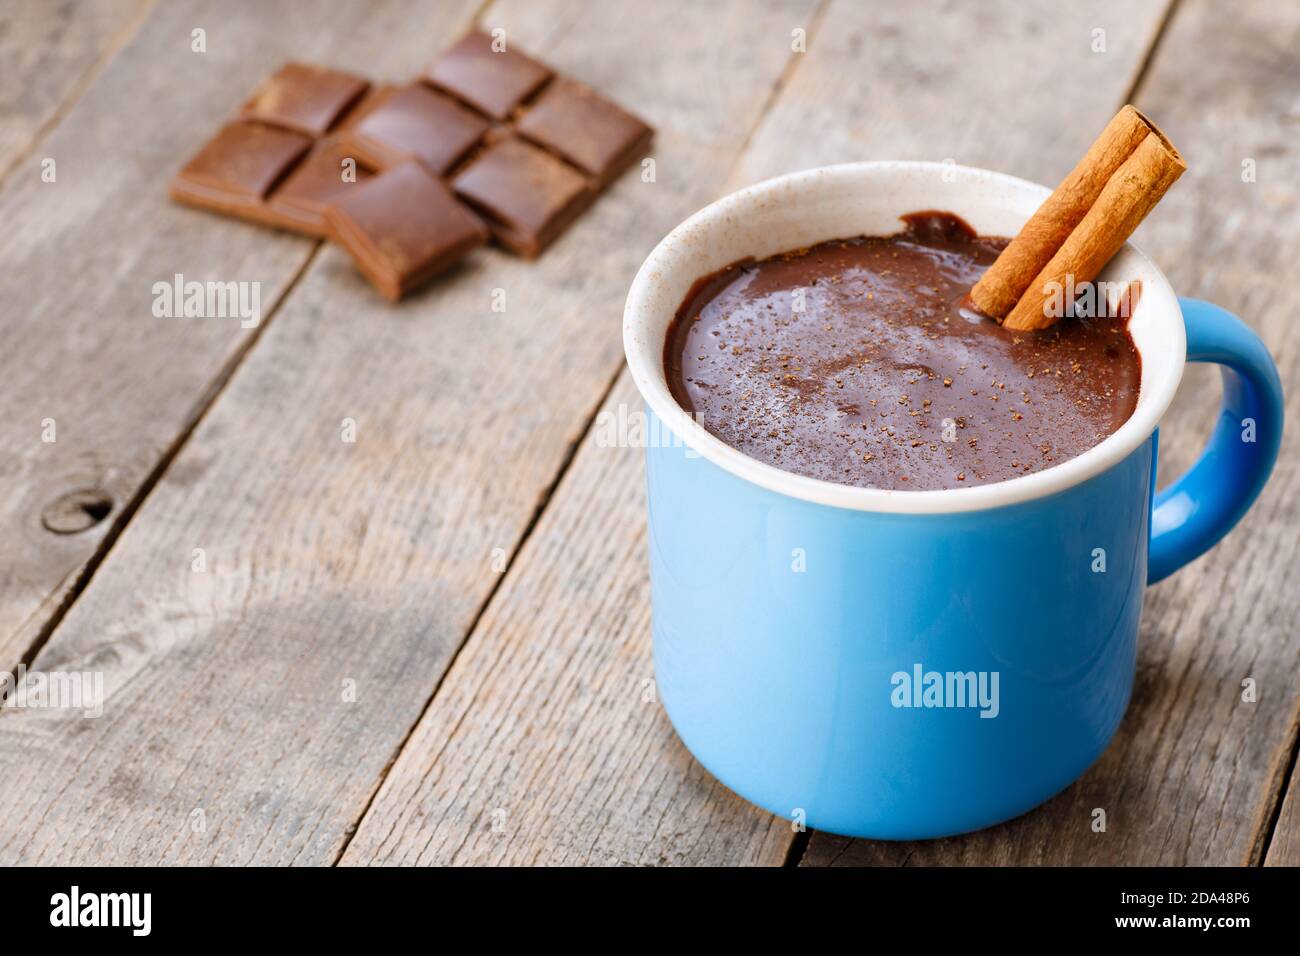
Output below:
[623,163,1283,840]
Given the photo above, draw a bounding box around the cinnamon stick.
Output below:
[1003,132,1184,330]
[969,105,1185,331]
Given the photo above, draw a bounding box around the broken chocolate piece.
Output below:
[452,136,593,257]
[341,83,489,174]
[324,159,488,300]
[170,120,312,221]
[242,62,370,137]
[423,29,551,120]
[516,78,652,186]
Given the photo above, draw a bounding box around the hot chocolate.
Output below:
[664,212,1140,491]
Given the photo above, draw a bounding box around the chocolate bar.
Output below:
[325,160,488,301]
[171,29,655,299]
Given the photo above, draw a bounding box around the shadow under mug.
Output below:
[622,162,1284,840]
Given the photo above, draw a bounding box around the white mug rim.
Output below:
[622,161,1186,515]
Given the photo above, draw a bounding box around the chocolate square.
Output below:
[516,79,652,186]
[423,30,551,120]
[242,63,370,137]
[266,138,375,236]
[171,121,312,220]
[341,83,489,174]
[451,136,594,257]
[324,160,488,300]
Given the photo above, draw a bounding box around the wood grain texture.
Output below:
[0,0,155,180]
[803,0,1300,866]
[730,0,1173,187]
[339,0,1172,866]
[0,0,480,668]
[0,0,810,865]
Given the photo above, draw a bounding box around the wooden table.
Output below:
[0,0,1295,867]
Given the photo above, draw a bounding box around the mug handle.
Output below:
[1148,298,1284,584]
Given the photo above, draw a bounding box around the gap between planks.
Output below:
[1259,706,1300,864]
[1120,0,1183,105]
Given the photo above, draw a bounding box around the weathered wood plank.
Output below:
[0,0,811,865]
[803,0,1300,866]
[340,0,1172,866]
[0,0,155,180]
[0,0,481,667]
[1266,754,1300,866]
